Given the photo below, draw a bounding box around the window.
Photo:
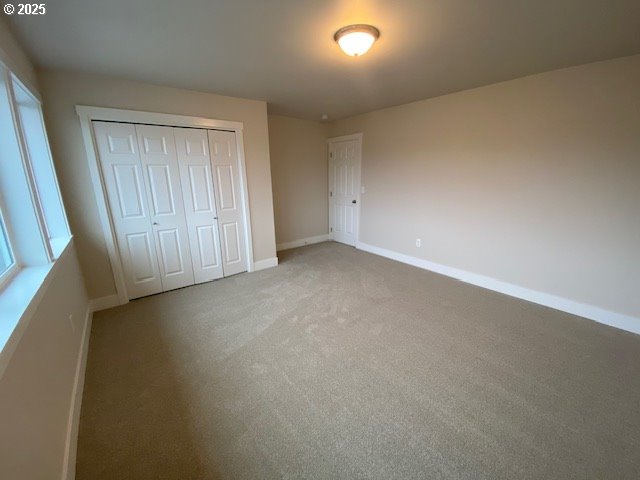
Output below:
[0,52,71,362]
[0,211,15,284]
[0,60,70,291]
[11,76,70,257]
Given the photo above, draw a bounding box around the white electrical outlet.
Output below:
[416,238,421,247]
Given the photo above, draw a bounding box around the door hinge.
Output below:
[330,227,333,232]
[330,191,333,197]
[330,152,333,158]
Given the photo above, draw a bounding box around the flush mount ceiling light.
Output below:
[334,24,380,57]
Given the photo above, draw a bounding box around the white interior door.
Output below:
[173,127,224,283]
[208,130,247,276]
[93,121,162,299]
[329,137,361,246]
[135,124,195,292]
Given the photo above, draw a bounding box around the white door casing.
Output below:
[208,130,247,276]
[93,121,163,299]
[174,127,224,283]
[135,124,195,292]
[328,134,362,246]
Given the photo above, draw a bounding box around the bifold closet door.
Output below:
[94,121,195,299]
[93,121,163,299]
[173,128,224,283]
[208,130,247,276]
[94,122,247,298]
[135,125,195,292]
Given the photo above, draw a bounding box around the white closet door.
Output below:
[135,124,195,292]
[208,130,247,276]
[173,128,224,283]
[93,121,162,299]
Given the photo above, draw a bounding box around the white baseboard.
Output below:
[61,303,93,480]
[89,294,120,312]
[357,241,640,336]
[277,234,330,252]
[253,257,279,271]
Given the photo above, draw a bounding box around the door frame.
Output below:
[326,133,363,247]
[77,105,255,306]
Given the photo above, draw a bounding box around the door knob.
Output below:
[153,222,159,226]
[352,200,357,204]
[213,216,218,220]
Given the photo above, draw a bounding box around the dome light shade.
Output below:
[334,24,380,57]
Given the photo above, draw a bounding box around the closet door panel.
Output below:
[196,225,218,268]
[222,222,241,264]
[174,128,224,283]
[147,165,176,215]
[135,124,195,292]
[208,130,247,276]
[93,121,162,299]
[157,228,186,275]
[125,232,158,283]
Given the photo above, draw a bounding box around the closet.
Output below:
[93,121,247,299]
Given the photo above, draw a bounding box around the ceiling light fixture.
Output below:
[334,24,380,57]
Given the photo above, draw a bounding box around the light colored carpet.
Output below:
[77,241,640,479]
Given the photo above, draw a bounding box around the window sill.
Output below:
[0,236,73,378]
[50,235,71,259]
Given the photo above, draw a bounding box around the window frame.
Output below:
[4,70,51,261]
[10,73,70,259]
[0,42,74,373]
[0,60,71,292]
[0,203,19,290]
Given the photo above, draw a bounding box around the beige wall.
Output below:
[0,243,89,479]
[0,16,38,92]
[329,55,640,319]
[268,115,329,246]
[0,20,90,480]
[38,69,277,299]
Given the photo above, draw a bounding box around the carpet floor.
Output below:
[77,242,640,479]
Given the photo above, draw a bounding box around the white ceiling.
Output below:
[8,0,640,120]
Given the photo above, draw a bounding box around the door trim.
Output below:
[326,133,363,144]
[327,133,363,247]
[77,105,255,305]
